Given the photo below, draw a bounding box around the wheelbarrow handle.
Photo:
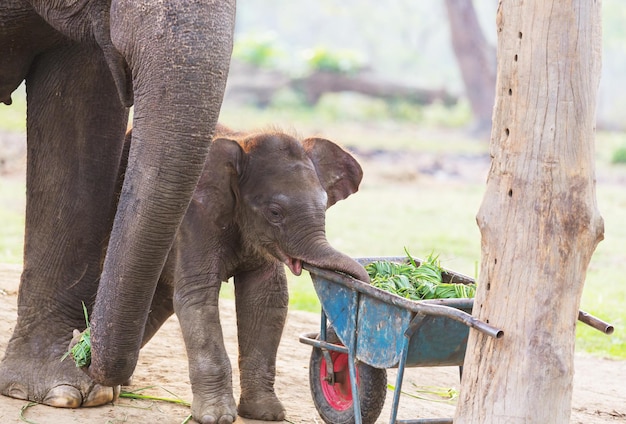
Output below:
[578,310,614,335]
[405,301,503,339]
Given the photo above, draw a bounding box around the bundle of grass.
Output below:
[61,302,91,368]
[367,250,476,300]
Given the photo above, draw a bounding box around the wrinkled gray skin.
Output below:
[0,0,243,422]
[117,125,368,422]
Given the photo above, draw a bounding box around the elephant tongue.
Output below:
[286,257,303,276]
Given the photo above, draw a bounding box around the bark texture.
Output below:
[455,1,604,423]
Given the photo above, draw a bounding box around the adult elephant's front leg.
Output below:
[174,280,237,424]
[234,263,288,421]
[87,0,236,387]
[0,40,128,407]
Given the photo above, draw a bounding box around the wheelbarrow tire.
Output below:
[309,330,387,424]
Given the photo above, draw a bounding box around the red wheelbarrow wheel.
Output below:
[309,331,387,424]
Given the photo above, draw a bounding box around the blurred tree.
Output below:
[455,1,603,422]
[444,0,495,134]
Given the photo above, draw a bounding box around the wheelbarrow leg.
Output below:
[347,290,363,424]
[391,338,455,424]
[389,334,411,423]
[348,353,363,424]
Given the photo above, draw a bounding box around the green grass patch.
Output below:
[611,146,626,164]
[120,386,191,407]
[119,386,192,424]
[387,383,459,403]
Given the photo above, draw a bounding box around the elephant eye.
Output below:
[266,204,284,224]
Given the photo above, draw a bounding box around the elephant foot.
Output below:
[238,392,285,421]
[0,353,118,408]
[191,393,238,424]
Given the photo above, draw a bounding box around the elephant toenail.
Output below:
[217,416,235,424]
[6,385,29,401]
[82,384,117,407]
[43,385,82,408]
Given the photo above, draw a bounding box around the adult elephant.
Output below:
[0,0,236,418]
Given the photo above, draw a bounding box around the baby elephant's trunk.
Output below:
[303,245,370,283]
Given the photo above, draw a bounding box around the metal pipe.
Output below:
[389,335,411,424]
[578,310,614,335]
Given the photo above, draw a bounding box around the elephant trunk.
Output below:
[308,250,370,283]
[287,238,370,283]
[87,1,236,386]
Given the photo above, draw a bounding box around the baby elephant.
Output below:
[121,125,368,423]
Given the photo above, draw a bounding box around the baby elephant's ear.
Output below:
[197,138,245,226]
[302,138,363,208]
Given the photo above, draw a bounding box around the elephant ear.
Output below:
[302,138,363,208]
[196,138,245,227]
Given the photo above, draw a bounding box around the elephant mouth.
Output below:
[284,256,303,276]
[271,246,303,276]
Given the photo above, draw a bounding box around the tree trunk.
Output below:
[444,0,496,135]
[454,1,603,423]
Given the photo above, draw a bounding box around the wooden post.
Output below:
[454,1,604,423]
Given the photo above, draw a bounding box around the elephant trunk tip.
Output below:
[351,264,370,284]
[331,254,370,283]
[329,262,370,284]
[307,255,370,284]
[87,342,139,387]
[88,363,134,388]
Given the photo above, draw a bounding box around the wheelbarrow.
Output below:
[299,257,614,424]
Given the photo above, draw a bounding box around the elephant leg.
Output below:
[234,263,288,421]
[174,280,237,424]
[0,40,128,407]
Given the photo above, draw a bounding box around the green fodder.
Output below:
[366,250,476,300]
[61,302,91,368]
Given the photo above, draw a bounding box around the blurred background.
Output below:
[1,0,624,358]
[225,0,626,131]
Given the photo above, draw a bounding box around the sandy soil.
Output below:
[0,265,624,424]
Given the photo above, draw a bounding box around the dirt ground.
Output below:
[0,265,624,424]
